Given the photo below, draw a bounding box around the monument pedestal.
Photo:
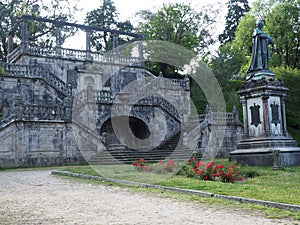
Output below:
[229,75,300,166]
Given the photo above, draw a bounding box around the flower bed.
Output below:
[132,157,242,183]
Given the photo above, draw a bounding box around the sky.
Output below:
[63,0,255,49]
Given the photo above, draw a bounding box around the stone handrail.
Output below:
[190,110,240,125]
[8,43,143,66]
[0,62,72,96]
[21,105,66,121]
[0,104,68,129]
[73,90,112,107]
[129,93,180,121]
[144,76,187,93]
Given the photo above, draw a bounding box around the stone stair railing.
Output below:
[8,43,143,66]
[0,62,71,96]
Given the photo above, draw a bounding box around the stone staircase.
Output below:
[88,132,193,165]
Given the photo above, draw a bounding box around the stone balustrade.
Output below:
[0,62,72,96]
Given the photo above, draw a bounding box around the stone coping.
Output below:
[51,170,300,212]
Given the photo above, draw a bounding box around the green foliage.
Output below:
[137,2,219,77]
[265,2,300,69]
[0,0,79,61]
[85,0,134,52]
[232,14,256,56]
[219,0,250,44]
[273,66,300,144]
[190,79,208,115]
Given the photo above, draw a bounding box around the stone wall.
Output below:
[0,121,86,168]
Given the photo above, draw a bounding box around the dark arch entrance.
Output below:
[100,116,151,148]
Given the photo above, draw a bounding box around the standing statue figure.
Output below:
[247,21,274,80]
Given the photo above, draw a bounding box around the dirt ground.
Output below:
[0,169,296,225]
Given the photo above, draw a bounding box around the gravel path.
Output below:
[0,169,296,225]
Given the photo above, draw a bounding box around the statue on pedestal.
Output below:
[246,21,274,80]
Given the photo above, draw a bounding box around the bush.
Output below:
[134,158,243,183]
[177,157,243,183]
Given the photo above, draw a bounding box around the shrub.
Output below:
[178,158,243,183]
[132,158,177,174]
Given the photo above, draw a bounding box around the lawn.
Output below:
[63,159,300,206]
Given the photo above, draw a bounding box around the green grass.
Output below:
[63,160,300,206]
[61,163,300,221]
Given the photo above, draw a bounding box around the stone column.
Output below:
[281,96,288,136]
[85,29,91,60]
[7,35,13,55]
[262,96,270,137]
[112,33,118,50]
[138,40,144,67]
[56,26,62,56]
[241,98,248,137]
[21,20,29,54]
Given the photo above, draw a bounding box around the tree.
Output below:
[219,0,250,44]
[137,3,219,77]
[85,0,134,52]
[0,0,79,62]
[265,2,300,68]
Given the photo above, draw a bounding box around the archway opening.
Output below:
[100,116,150,149]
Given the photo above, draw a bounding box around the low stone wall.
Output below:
[0,121,87,168]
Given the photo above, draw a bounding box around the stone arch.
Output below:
[100,116,151,150]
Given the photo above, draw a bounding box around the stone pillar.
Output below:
[56,26,62,56]
[281,96,288,136]
[112,33,118,50]
[262,96,270,137]
[21,20,29,54]
[85,29,91,60]
[7,35,13,55]
[138,40,144,67]
[240,98,248,137]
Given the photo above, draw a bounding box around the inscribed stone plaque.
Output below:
[250,103,261,127]
[270,102,280,126]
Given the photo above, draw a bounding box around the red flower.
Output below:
[205,162,215,169]
[204,176,209,180]
[199,170,204,175]
[132,162,138,167]
[196,161,202,168]
[188,157,196,165]
[194,167,198,173]
[229,165,235,169]
[138,158,145,163]
[140,163,144,167]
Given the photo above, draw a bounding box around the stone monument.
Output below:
[229,21,300,166]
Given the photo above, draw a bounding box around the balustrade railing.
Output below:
[0,62,71,96]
